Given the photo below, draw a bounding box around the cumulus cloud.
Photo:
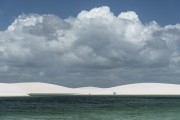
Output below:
[0,6,180,87]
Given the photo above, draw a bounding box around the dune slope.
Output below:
[14,82,75,95]
[0,83,28,96]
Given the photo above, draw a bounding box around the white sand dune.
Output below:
[73,83,180,95]
[0,83,29,96]
[74,87,107,95]
[1,82,180,97]
[107,83,180,95]
[14,82,75,95]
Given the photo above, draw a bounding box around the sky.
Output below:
[0,0,180,87]
[0,0,180,30]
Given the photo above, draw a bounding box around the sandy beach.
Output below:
[1,82,180,97]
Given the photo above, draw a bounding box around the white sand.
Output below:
[14,82,75,95]
[74,87,108,95]
[1,82,180,96]
[0,83,28,96]
[107,83,180,95]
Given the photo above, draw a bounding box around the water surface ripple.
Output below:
[0,96,180,120]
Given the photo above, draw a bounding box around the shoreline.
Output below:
[2,94,180,98]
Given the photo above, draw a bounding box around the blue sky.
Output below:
[0,0,180,87]
[0,0,180,30]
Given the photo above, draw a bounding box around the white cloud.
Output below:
[0,6,180,87]
[77,6,114,21]
[118,11,139,22]
[0,65,8,72]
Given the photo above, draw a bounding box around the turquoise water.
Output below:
[0,96,180,120]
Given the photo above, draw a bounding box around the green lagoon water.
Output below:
[0,96,180,120]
